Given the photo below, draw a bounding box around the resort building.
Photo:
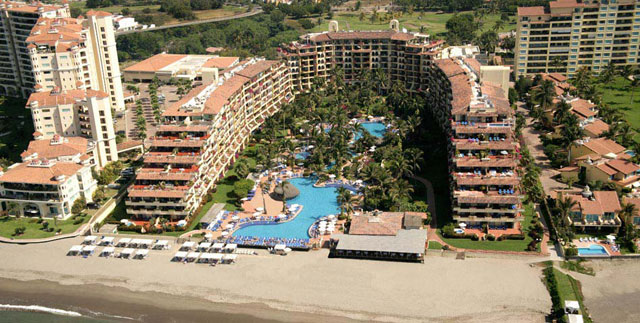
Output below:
[0,157,97,220]
[425,57,524,234]
[278,20,444,92]
[21,134,96,166]
[569,137,629,162]
[26,10,126,112]
[26,88,118,168]
[577,156,640,189]
[330,212,427,262]
[558,186,622,231]
[515,0,640,78]
[113,15,137,32]
[0,0,70,97]
[125,58,292,222]
[123,53,240,83]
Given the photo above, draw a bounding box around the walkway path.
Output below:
[518,103,567,195]
[116,9,263,36]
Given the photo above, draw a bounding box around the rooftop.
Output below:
[349,213,404,236]
[0,161,83,185]
[21,136,91,161]
[333,229,427,254]
[27,89,108,107]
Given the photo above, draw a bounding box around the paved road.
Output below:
[517,103,567,196]
[116,9,263,36]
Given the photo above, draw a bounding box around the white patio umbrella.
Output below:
[256,207,264,212]
[221,231,229,236]
[459,223,467,228]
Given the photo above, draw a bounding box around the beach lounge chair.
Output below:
[186,252,200,262]
[116,238,131,247]
[180,241,195,251]
[99,236,114,246]
[134,249,149,260]
[152,240,169,250]
[81,245,96,256]
[83,235,97,245]
[67,245,83,256]
[172,251,188,262]
[100,247,115,257]
[119,248,134,259]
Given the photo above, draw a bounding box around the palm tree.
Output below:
[532,80,556,111]
[260,182,270,214]
[336,187,354,218]
[389,179,413,210]
[556,196,577,228]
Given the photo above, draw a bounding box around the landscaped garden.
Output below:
[308,10,514,35]
[439,203,543,252]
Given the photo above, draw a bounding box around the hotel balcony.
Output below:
[566,215,621,228]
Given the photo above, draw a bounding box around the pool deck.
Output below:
[185,167,347,249]
[572,239,621,256]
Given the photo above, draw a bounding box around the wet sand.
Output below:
[0,237,551,322]
[578,259,640,323]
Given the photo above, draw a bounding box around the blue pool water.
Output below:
[232,177,339,239]
[296,151,310,160]
[578,244,608,256]
[626,150,636,157]
[355,122,387,140]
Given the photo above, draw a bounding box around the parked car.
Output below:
[107,184,121,189]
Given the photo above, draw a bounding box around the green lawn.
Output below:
[309,11,515,36]
[0,215,89,240]
[0,97,32,163]
[595,76,640,141]
[552,268,591,321]
[428,241,443,250]
[440,203,540,252]
[70,1,161,15]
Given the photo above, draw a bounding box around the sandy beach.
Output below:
[0,237,551,322]
[578,260,640,323]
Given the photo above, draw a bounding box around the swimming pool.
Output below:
[355,122,387,140]
[232,177,340,239]
[578,244,608,256]
[295,151,310,160]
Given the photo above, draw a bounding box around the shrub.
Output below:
[565,247,579,258]
[527,240,539,251]
[338,213,348,220]
[299,18,314,29]
[497,234,526,241]
[471,233,479,241]
[13,226,26,236]
[486,233,495,241]
[73,218,84,225]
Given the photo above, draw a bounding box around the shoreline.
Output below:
[0,236,552,323]
[0,277,350,323]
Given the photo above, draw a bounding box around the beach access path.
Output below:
[0,236,551,322]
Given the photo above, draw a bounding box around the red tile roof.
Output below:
[26,89,108,107]
[22,136,90,160]
[202,57,239,69]
[124,54,186,72]
[517,6,546,16]
[0,161,83,185]
[349,213,403,236]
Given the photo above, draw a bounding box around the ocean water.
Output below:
[233,177,340,239]
[0,310,109,323]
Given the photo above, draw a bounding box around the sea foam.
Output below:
[0,304,83,317]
